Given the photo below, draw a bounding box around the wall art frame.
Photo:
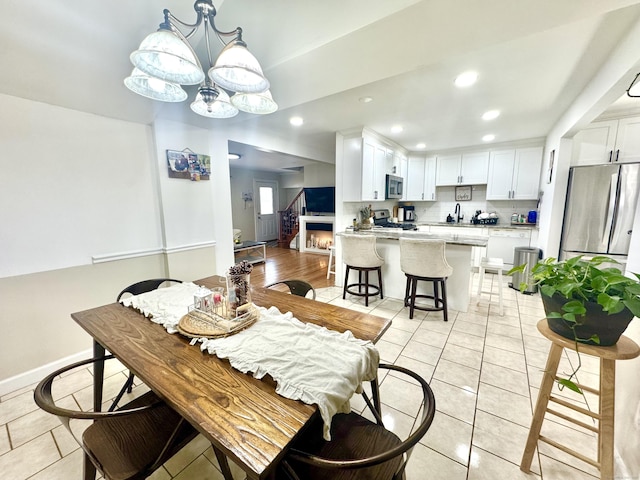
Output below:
[166,149,211,181]
[455,185,472,201]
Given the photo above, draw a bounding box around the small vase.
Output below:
[226,273,251,318]
[542,293,634,346]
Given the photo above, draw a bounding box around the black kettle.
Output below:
[446,214,455,223]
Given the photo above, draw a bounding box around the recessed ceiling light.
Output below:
[359,96,373,103]
[482,110,500,120]
[455,71,478,88]
[482,134,495,142]
[391,125,403,133]
[228,153,241,160]
[290,116,304,126]
[416,143,426,149]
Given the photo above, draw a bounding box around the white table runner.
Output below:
[120,283,379,440]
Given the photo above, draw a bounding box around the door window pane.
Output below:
[259,187,274,215]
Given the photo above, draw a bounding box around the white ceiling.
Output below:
[3,0,640,172]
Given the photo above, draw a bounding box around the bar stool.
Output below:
[399,238,453,321]
[521,320,640,480]
[476,257,504,316]
[326,245,336,279]
[341,235,384,306]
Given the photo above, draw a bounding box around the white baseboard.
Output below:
[0,349,92,397]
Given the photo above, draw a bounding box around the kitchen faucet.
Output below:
[455,203,463,223]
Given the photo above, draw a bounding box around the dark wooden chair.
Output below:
[110,278,182,409]
[278,364,436,480]
[265,279,316,300]
[34,356,198,480]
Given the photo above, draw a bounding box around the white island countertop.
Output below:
[338,228,488,247]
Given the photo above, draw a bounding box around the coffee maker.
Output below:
[403,206,416,222]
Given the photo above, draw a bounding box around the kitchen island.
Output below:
[337,228,489,313]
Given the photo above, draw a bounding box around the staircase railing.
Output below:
[278,189,305,247]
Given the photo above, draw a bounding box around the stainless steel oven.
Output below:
[385,174,403,199]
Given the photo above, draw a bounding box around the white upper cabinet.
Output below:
[487,146,543,200]
[405,155,436,201]
[361,137,387,201]
[615,116,640,163]
[572,116,640,166]
[436,151,489,186]
[342,129,408,202]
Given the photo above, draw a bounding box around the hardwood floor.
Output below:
[248,246,336,290]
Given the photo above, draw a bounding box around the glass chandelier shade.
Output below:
[190,87,239,118]
[125,1,277,118]
[208,41,270,94]
[231,90,278,115]
[124,68,188,102]
[130,30,205,86]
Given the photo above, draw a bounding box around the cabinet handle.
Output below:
[374,191,378,199]
[421,193,424,200]
[432,193,435,200]
[608,151,613,163]
[615,149,620,162]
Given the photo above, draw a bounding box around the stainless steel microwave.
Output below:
[385,174,403,199]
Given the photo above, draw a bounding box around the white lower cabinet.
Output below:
[486,228,532,268]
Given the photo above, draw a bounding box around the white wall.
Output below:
[303,162,336,187]
[0,94,162,278]
[0,94,169,384]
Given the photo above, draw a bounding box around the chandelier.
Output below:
[628,73,640,98]
[124,0,277,118]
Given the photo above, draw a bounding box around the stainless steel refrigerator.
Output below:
[560,163,640,261]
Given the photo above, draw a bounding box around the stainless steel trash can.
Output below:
[510,247,541,293]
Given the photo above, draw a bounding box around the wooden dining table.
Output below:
[72,275,391,480]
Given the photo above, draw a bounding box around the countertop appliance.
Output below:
[385,174,403,199]
[402,205,416,221]
[560,163,640,262]
[373,209,416,230]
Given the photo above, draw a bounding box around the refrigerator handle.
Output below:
[603,173,618,246]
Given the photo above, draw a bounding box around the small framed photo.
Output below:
[547,149,555,184]
[455,185,472,201]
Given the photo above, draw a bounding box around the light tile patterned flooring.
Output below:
[0,273,605,479]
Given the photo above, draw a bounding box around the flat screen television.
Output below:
[303,187,335,214]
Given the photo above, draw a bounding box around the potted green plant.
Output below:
[509,255,640,393]
[359,204,373,229]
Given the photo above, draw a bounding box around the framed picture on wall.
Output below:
[547,149,555,184]
[455,185,472,201]
[166,149,211,181]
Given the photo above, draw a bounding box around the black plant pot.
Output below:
[541,293,634,346]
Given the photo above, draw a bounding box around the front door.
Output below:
[254,179,278,242]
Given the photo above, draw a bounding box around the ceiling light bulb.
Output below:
[391,125,403,133]
[482,134,496,142]
[416,143,426,149]
[228,153,241,160]
[482,110,500,121]
[359,96,373,103]
[290,116,304,126]
[455,71,478,88]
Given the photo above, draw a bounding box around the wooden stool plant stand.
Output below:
[521,320,640,480]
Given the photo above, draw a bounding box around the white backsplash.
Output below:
[344,185,538,226]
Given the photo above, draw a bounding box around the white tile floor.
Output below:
[0,273,605,479]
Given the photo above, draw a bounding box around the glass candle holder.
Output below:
[193,287,213,313]
[226,273,251,318]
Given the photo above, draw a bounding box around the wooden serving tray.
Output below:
[177,303,258,338]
